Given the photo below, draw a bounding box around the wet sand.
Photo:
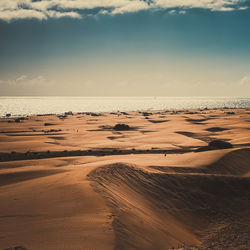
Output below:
[0,108,250,249]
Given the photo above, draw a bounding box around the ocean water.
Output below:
[0,96,250,117]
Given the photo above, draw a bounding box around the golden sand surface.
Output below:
[0,108,250,249]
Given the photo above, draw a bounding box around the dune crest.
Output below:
[88,149,250,249]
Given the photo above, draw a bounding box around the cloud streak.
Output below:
[0,75,56,95]
[0,75,52,87]
[240,76,250,85]
[0,0,248,21]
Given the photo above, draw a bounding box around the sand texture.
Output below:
[0,108,250,249]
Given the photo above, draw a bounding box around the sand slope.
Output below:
[0,158,114,249]
[88,149,250,249]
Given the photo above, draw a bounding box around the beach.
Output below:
[0,108,250,249]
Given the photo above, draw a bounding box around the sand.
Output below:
[0,108,250,249]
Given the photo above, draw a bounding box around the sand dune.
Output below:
[0,108,250,249]
[88,150,250,249]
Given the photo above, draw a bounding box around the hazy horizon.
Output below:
[1,0,250,97]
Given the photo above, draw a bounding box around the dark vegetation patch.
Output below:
[90,124,138,131]
[37,114,54,116]
[140,130,155,134]
[9,117,28,123]
[209,140,233,149]
[184,111,199,114]
[170,111,178,115]
[197,140,233,152]
[95,125,113,131]
[43,129,62,133]
[64,111,73,115]
[57,115,67,119]
[44,123,56,126]
[186,118,207,123]
[0,130,31,134]
[107,135,127,140]
[140,112,152,117]
[113,124,131,131]
[206,127,230,132]
[148,119,168,123]
[0,148,191,162]
[209,115,219,118]
[85,112,103,117]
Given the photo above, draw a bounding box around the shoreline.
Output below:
[1,106,248,118]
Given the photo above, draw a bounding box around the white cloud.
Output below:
[240,76,250,85]
[111,1,149,14]
[239,6,248,10]
[16,75,28,82]
[47,10,81,18]
[0,75,53,87]
[0,75,56,95]
[153,0,242,11]
[169,9,186,14]
[0,0,248,21]
[0,9,46,22]
[0,0,30,10]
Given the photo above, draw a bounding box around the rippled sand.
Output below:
[0,108,250,249]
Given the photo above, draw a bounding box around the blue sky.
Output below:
[1,0,250,96]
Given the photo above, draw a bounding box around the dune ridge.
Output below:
[88,148,250,249]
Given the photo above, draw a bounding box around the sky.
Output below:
[0,0,250,96]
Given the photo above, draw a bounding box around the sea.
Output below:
[0,96,250,117]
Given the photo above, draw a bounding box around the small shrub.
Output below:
[113,124,131,131]
[208,140,233,149]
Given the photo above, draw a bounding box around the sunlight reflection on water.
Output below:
[0,96,250,117]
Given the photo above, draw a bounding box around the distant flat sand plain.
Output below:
[0,108,250,249]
